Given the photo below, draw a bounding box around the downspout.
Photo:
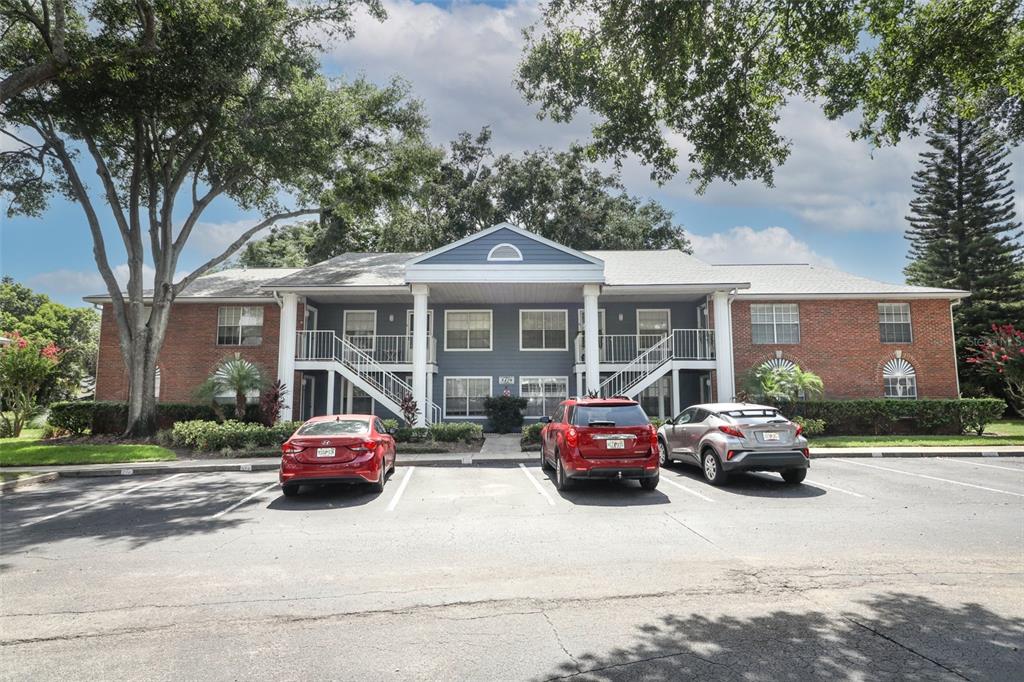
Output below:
[728,288,739,401]
[950,299,962,397]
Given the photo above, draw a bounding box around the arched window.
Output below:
[883,357,917,399]
[760,357,796,372]
[154,366,161,401]
[487,243,523,262]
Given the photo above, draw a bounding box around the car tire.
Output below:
[640,473,659,491]
[281,483,300,498]
[701,449,729,486]
[658,437,671,466]
[781,468,807,485]
[368,458,386,493]
[540,447,552,471]
[554,452,573,491]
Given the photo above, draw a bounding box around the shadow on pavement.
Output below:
[266,482,383,510]
[535,592,1024,681]
[549,476,672,507]
[663,464,826,499]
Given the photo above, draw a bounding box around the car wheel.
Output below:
[658,437,670,466]
[640,473,659,491]
[540,447,552,471]
[368,458,386,493]
[781,468,807,485]
[701,449,729,486]
[555,451,573,491]
[281,483,300,498]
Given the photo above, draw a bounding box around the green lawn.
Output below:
[811,419,1024,448]
[0,434,176,467]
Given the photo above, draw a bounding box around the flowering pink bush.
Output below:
[0,332,63,437]
[967,324,1024,416]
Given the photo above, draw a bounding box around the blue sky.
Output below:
[2,0,1021,307]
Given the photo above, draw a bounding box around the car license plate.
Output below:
[316,447,335,457]
[763,432,780,441]
[606,439,625,449]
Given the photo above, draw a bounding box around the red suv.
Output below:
[279,414,396,497]
[539,397,660,491]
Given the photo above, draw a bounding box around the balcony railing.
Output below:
[297,332,436,364]
[574,329,715,363]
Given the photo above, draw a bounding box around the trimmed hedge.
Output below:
[47,401,94,435]
[384,420,483,444]
[483,395,528,433]
[47,400,262,435]
[775,398,1006,436]
[521,422,543,446]
[165,420,301,452]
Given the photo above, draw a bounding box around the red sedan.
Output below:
[279,414,396,497]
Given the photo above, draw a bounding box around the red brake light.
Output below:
[726,450,736,461]
[718,425,744,438]
[802,448,810,459]
[281,442,303,455]
[795,424,804,437]
[649,425,658,449]
[351,439,378,452]
[565,427,578,448]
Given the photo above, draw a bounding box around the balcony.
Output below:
[574,329,715,364]
[296,331,436,365]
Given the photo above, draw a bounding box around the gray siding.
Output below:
[417,227,592,265]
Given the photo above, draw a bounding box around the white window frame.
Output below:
[304,303,318,331]
[154,366,161,400]
[576,307,606,334]
[443,376,492,419]
[637,308,671,350]
[343,310,377,352]
[750,303,801,344]
[520,376,569,418]
[519,309,569,351]
[883,357,918,399]
[486,243,524,262]
[404,309,435,337]
[878,302,913,344]
[444,310,493,352]
[216,305,264,346]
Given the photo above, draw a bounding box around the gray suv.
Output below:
[657,403,809,485]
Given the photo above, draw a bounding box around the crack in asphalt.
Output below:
[844,616,972,681]
[665,513,719,547]
[540,645,742,681]
[542,610,582,675]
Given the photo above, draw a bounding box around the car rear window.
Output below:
[296,419,369,436]
[572,404,649,427]
[720,409,780,418]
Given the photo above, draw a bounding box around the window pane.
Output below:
[775,323,800,344]
[545,329,566,349]
[446,329,467,349]
[638,310,669,334]
[345,312,375,336]
[522,329,544,349]
[468,329,491,349]
[751,324,775,344]
[521,311,544,330]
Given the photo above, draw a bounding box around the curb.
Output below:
[0,472,59,492]
[809,449,1024,458]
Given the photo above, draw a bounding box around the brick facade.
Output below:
[95,302,302,410]
[729,298,959,399]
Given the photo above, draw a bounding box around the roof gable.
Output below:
[407,223,601,266]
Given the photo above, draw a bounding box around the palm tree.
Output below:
[199,355,264,419]
[744,364,824,403]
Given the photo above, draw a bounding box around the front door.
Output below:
[300,374,316,421]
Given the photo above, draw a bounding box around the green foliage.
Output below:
[198,356,266,420]
[648,417,665,431]
[518,0,1023,188]
[47,401,94,435]
[62,401,244,435]
[381,418,400,432]
[520,422,544,446]
[392,426,430,443]
[0,332,61,437]
[792,416,827,437]
[0,277,99,403]
[742,364,825,403]
[967,324,1024,416]
[773,399,1006,436]
[239,223,321,268]
[427,422,484,443]
[483,394,529,434]
[166,420,302,452]
[400,392,420,426]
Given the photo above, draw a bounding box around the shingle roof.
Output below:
[709,263,967,297]
[584,249,746,287]
[82,267,301,303]
[267,253,415,288]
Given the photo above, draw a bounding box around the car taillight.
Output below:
[795,423,804,437]
[351,439,378,452]
[802,448,810,459]
[649,425,658,450]
[718,425,744,438]
[565,427,578,448]
[281,442,303,455]
[726,450,736,460]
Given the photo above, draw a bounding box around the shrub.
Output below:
[0,332,62,437]
[392,426,430,443]
[48,401,94,435]
[64,401,245,435]
[483,395,528,433]
[168,420,302,451]
[520,422,544,446]
[792,416,826,436]
[400,393,420,426]
[258,380,287,426]
[382,418,400,432]
[773,398,1006,436]
[967,324,1024,416]
[649,417,665,430]
[429,421,483,443]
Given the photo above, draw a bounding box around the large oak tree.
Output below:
[0,1,428,434]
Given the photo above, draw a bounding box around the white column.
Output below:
[583,284,601,395]
[426,371,434,419]
[712,291,735,402]
[346,381,354,413]
[575,371,584,398]
[671,368,681,417]
[411,284,430,426]
[326,370,335,416]
[276,293,298,421]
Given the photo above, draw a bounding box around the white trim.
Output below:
[487,243,524,262]
[304,303,318,331]
[405,263,604,284]
[519,309,569,351]
[750,303,800,345]
[736,291,969,300]
[878,302,913,344]
[406,222,604,266]
[342,310,378,351]
[636,308,671,347]
[443,309,493,352]
[576,307,606,334]
[83,295,280,304]
[443,375,492,420]
[404,308,435,336]
[599,283,750,297]
[950,300,962,397]
[519,375,569,417]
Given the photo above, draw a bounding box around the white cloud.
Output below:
[29,262,157,298]
[689,226,838,268]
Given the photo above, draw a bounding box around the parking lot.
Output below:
[2,457,1022,680]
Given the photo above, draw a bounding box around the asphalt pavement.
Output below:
[1,457,1022,680]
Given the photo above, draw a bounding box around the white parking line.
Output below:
[940,458,1024,473]
[834,459,1024,498]
[210,482,279,519]
[519,464,557,506]
[659,475,716,502]
[805,479,865,498]
[386,466,415,512]
[21,474,187,527]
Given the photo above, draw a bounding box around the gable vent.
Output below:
[487,243,524,262]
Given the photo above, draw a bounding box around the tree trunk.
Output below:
[122,302,171,437]
[236,390,246,421]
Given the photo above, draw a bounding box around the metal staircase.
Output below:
[297,331,442,424]
[597,334,674,398]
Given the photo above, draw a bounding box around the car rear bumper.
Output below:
[280,451,380,485]
[565,452,660,480]
[722,450,809,472]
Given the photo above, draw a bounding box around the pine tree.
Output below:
[905,105,1024,396]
